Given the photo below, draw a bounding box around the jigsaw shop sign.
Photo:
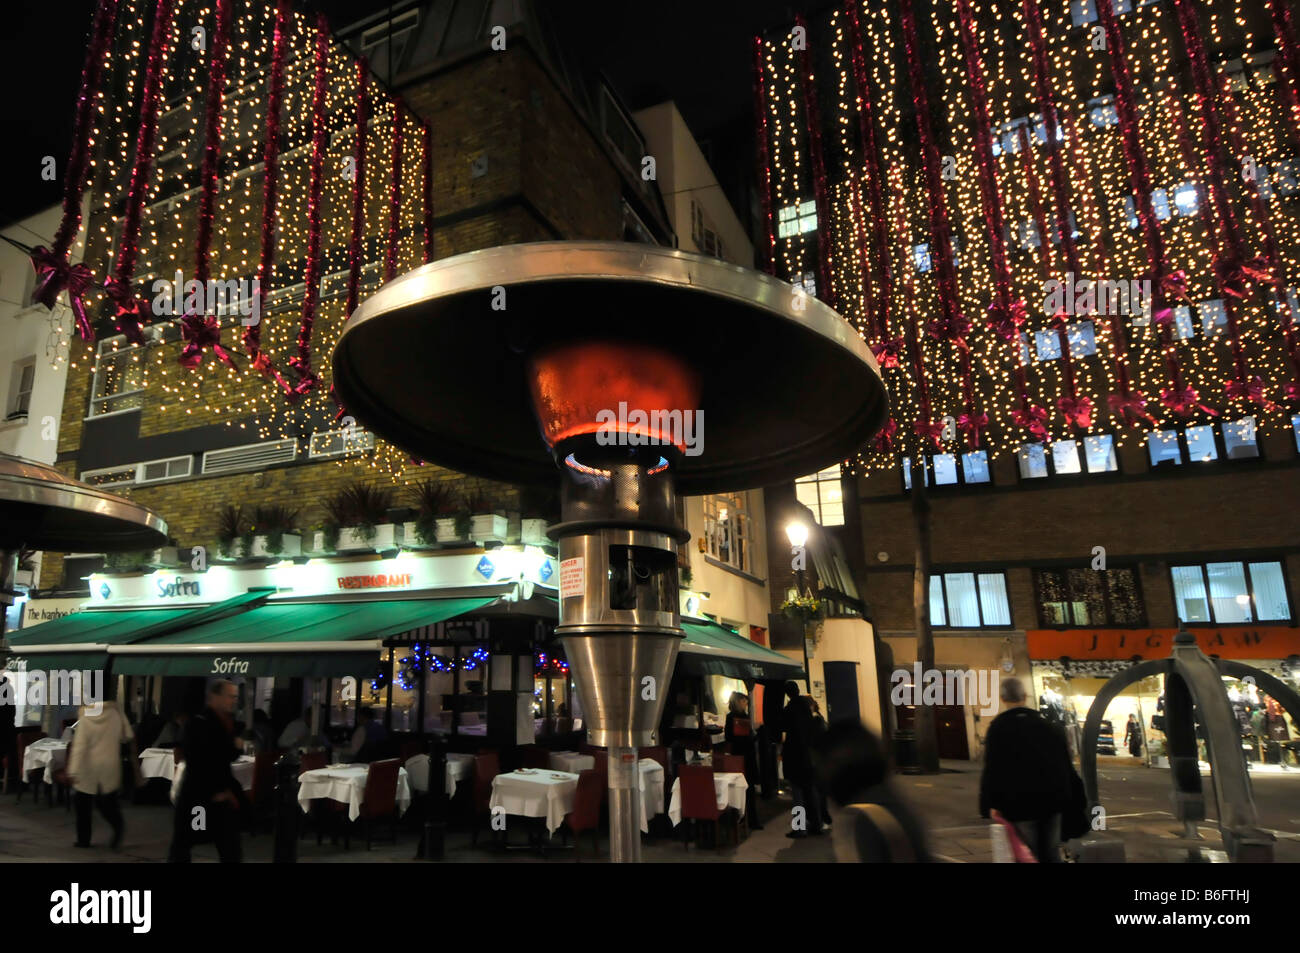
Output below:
[1028,627,1300,661]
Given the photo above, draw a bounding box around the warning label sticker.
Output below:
[559,557,585,599]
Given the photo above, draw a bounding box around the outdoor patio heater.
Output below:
[332,242,887,861]
[0,452,169,652]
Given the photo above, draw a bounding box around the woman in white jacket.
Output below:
[66,699,140,849]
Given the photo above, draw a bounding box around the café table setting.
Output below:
[667,771,748,826]
[297,762,412,822]
[404,751,475,797]
[22,738,69,785]
[491,756,666,836]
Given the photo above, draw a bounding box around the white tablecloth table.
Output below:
[297,764,412,822]
[548,751,594,775]
[404,752,475,797]
[138,747,181,782]
[22,738,69,784]
[667,771,748,826]
[169,755,255,804]
[490,759,666,836]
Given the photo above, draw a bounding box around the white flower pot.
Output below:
[250,533,300,558]
[14,569,35,588]
[401,520,442,549]
[436,517,463,544]
[336,523,402,553]
[310,530,329,554]
[521,518,551,546]
[148,547,183,569]
[469,514,507,543]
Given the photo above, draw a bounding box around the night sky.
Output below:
[1,0,829,232]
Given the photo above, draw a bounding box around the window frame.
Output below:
[1016,434,1120,481]
[1168,558,1294,625]
[794,466,845,527]
[930,570,1014,630]
[903,450,992,490]
[702,491,754,575]
[1146,418,1262,467]
[8,356,36,420]
[1031,565,1148,629]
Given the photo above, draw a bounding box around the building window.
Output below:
[1034,566,1146,627]
[1170,560,1292,623]
[795,466,845,527]
[1146,419,1257,466]
[1198,299,1227,338]
[913,243,931,273]
[1032,321,1095,361]
[1292,414,1300,452]
[1018,435,1117,478]
[7,357,36,420]
[903,450,990,489]
[703,492,753,574]
[1124,189,1171,227]
[1070,0,1135,25]
[1172,182,1199,215]
[930,571,1011,628]
[793,271,817,297]
[89,336,148,417]
[1086,95,1119,128]
[777,200,817,239]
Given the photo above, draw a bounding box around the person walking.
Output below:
[780,682,822,838]
[725,692,763,830]
[66,698,139,849]
[168,680,244,863]
[816,720,931,862]
[0,670,15,791]
[978,677,1074,863]
[1124,713,1143,758]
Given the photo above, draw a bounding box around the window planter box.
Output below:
[436,517,466,545]
[469,514,508,544]
[520,518,551,546]
[249,533,301,559]
[400,521,441,550]
[14,569,35,588]
[148,547,184,569]
[336,523,403,553]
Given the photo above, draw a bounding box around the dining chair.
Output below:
[564,769,604,860]
[298,750,327,775]
[520,745,551,770]
[13,730,46,802]
[50,736,75,811]
[350,758,401,850]
[714,754,744,775]
[398,739,422,764]
[678,764,724,849]
[470,751,500,847]
[246,752,277,834]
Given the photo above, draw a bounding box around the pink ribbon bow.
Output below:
[285,366,320,403]
[1218,256,1273,300]
[871,417,899,453]
[31,248,96,341]
[102,277,151,345]
[1106,390,1157,427]
[1161,270,1190,304]
[913,417,946,450]
[178,311,239,371]
[925,313,971,350]
[870,336,906,370]
[956,411,989,449]
[1010,404,1050,442]
[986,299,1027,342]
[1224,375,1274,412]
[1160,385,1218,418]
[1057,394,1094,430]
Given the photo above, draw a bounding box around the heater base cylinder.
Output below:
[608,747,642,863]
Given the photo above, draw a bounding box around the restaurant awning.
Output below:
[109,596,496,678]
[4,589,274,671]
[678,618,805,680]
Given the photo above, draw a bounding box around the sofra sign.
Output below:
[156,576,201,598]
[210,656,250,674]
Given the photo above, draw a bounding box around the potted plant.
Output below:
[407,480,452,548]
[248,504,301,558]
[102,550,155,574]
[147,545,184,569]
[14,550,36,588]
[780,591,825,645]
[323,483,401,553]
[464,489,507,543]
[216,504,249,560]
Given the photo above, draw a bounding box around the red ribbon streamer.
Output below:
[422,122,434,264]
[180,0,237,373]
[794,15,834,307]
[385,104,405,283]
[844,0,893,346]
[104,0,176,345]
[751,36,777,277]
[345,60,370,320]
[289,13,331,397]
[1267,0,1300,140]
[30,0,119,341]
[244,0,292,392]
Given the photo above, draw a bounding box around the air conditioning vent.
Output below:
[309,427,376,459]
[201,439,297,475]
[137,455,193,484]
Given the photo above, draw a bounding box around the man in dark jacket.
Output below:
[0,672,15,789]
[979,676,1074,863]
[781,682,822,838]
[168,680,243,862]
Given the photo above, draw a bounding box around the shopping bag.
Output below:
[990,809,1038,863]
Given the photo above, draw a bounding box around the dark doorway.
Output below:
[823,661,861,725]
[893,699,970,760]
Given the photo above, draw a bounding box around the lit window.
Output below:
[7,357,35,420]
[794,466,845,527]
[1221,416,1258,460]
[793,271,817,297]
[1292,414,1300,452]
[90,336,149,418]
[1124,188,1172,228]
[1198,299,1227,338]
[1087,96,1118,127]
[1173,182,1198,215]
[777,200,817,239]
[1275,159,1300,197]
[1171,560,1292,624]
[1019,333,1031,364]
[930,571,1012,628]
[1147,429,1183,466]
[932,454,959,485]
[1017,443,1049,479]
[1034,566,1145,626]
[1051,440,1083,474]
[1067,320,1097,356]
[703,492,753,574]
[913,244,931,273]
[1082,434,1118,472]
[961,450,991,484]
[1034,329,1061,361]
[1171,305,1194,341]
[902,451,988,489]
[1017,220,1041,250]
[1186,424,1218,462]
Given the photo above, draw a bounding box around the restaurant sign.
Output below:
[1028,627,1300,661]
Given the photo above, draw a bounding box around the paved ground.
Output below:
[2,757,1297,863]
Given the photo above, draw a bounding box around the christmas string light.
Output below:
[751,35,777,276]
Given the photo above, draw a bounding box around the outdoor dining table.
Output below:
[138,747,182,782]
[491,759,666,836]
[667,771,748,826]
[169,755,255,804]
[297,763,412,822]
[548,751,593,774]
[22,738,68,785]
[403,752,475,797]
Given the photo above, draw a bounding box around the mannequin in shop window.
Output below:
[1039,689,1064,728]
[1123,713,1142,758]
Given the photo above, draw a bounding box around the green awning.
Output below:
[4,590,275,672]
[679,618,805,680]
[109,596,496,678]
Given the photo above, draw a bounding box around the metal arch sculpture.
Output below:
[1081,631,1277,862]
